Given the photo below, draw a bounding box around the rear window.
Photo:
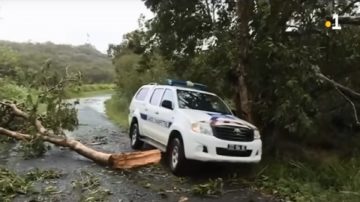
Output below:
[135,87,149,101]
[150,88,165,105]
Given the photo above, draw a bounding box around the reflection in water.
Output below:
[68,94,112,114]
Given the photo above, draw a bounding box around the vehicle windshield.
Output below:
[177,89,232,114]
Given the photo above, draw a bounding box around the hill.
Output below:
[0,40,114,83]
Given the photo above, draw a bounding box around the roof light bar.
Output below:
[166,79,208,91]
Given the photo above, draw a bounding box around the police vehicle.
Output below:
[128,80,262,175]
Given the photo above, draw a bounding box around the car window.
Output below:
[161,89,174,107]
[177,89,231,114]
[135,87,149,101]
[150,88,165,106]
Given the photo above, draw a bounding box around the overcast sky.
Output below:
[0,0,152,53]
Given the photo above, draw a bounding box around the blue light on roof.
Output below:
[166,79,208,91]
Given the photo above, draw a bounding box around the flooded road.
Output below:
[1,94,276,202]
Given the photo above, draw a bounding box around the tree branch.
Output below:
[317,73,360,101]
[335,87,360,125]
[0,101,48,135]
[0,127,31,141]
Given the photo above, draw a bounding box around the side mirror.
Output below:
[231,109,237,116]
[161,100,173,110]
[232,109,247,119]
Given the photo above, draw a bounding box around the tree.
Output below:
[0,45,20,79]
[0,63,160,168]
[235,0,254,122]
[140,0,360,146]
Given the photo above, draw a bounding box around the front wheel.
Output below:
[129,122,143,149]
[168,137,188,176]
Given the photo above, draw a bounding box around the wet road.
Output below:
[1,94,276,202]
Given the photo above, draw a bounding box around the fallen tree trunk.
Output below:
[0,102,161,169]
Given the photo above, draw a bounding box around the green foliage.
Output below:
[21,137,48,159]
[0,45,20,79]
[0,41,114,84]
[138,0,360,143]
[191,178,224,197]
[65,83,115,98]
[0,168,63,201]
[25,168,62,181]
[0,167,34,202]
[105,94,129,128]
[106,45,170,130]
[0,80,28,102]
[256,158,360,202]
[112,49,169,100]
[1,61,80,158]
[72,171,112,202]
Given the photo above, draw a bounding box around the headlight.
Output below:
[254,129,261,139]
[191,122,212,135]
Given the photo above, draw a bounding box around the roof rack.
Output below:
[147,82,158,85]
[166,79,208,91]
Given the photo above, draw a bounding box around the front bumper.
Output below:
[183,131,262,163]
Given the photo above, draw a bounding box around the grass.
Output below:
[253,156,360,202]
[65,83,115,99]
[104,94,129,129]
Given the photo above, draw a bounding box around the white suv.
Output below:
[128,80,262,175]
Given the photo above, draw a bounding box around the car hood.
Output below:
[179,109,256,129]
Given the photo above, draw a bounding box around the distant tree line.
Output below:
[0,41,114,84]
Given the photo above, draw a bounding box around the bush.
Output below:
[0,80,28,101]
[105,94,129,128]
[256,158,360,202]
[64,84,115,98]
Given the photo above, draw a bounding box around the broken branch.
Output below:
[335,87,360,125]
[0,101,161,168]
[317,73,360,101]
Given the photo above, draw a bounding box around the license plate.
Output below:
[227,144,247,151]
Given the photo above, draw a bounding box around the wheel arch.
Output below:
[129,117,138,138]
[167,130,183,151]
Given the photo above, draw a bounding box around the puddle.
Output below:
[67,94,112,114]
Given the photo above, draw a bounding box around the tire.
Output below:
[129,122,143,149]
[168,137,188,176]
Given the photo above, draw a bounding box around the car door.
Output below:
[133,87,151,137]
[157,88,175,145]
[145,88,165,143]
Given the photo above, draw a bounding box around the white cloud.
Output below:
[0,0,153,52]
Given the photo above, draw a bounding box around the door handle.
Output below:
[155,111,159,115]
[145,108,148,111]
